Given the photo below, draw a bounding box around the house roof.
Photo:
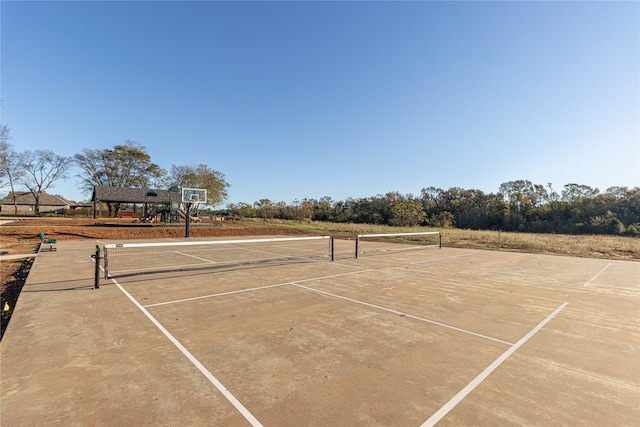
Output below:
[92,186,181,204]
[0,191,71,206]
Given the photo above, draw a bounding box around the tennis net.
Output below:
[102,235,334,280]
[355,231,441,258]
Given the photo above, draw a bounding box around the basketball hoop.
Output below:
[181,188,207,238]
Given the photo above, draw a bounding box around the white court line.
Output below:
[175,251,219,263]
[110,276,264,427]
[355,251,476,266]
[291,283,513,346]
[374,267,566,303]
[145,266,513,345]
[142,269,371,308]
[421,301,569,427]
[410,251,478,264]
[583,263,612,287]
[143,282,290,307]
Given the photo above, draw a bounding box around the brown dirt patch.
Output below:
[1,217,310,254]
[0,260,32,340]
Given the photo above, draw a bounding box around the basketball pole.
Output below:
[185,202,192,238]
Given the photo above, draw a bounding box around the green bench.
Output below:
[39,232,57,251]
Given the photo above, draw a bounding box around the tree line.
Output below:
[2,127,638,236]
[0,131,229,215]
[226,182,640,237]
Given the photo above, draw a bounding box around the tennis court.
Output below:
[1,235,638,426]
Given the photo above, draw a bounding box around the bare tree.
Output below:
[20,150,73,214]
[0,125,26,214]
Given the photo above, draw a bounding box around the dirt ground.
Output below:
[0,217,305,339]
[1,217,307,253]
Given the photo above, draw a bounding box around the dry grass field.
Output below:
[1,216,637,271]
[265,219,640,261]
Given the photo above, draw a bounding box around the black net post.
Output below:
[92,245,101,289]
[355,235,359,258]
[330,236,334,261]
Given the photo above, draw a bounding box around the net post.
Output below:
[92,245,101,289]
[103,246,109,279]
[330,236,334,261]
[355,235,359,258]
[438,232,442,249]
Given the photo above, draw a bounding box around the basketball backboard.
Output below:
[181,188,207,204]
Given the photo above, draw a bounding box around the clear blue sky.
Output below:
[2,1,638,206]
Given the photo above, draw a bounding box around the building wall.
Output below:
[1,204,66,214]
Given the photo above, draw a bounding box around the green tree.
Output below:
[75,140,167,216]
[332,199,354,223]
[429,211,454,228]
[254,199,279,220]
[288,199,313,222]
[227,202,254,218]
[312,196,333,221]
[170,163,229,207]
[561,183,600,204]
[606,187,640,228]
[390,200,426,227]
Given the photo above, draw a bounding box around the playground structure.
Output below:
[135,189,177,224]
[92,185,206,225]
[139,188,202,224]
[139,187,204,224]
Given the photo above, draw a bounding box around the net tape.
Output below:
[355,231,441,258]
[104,236,333,278]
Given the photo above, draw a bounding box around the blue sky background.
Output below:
[1,1,638,206]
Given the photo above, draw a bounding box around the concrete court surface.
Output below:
[1,237,638,427]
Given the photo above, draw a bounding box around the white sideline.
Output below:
[583,263,611,287]
[291,283,514,346]
[420,301,569,427]
[143,269,369,308]
[111,277,264,427]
